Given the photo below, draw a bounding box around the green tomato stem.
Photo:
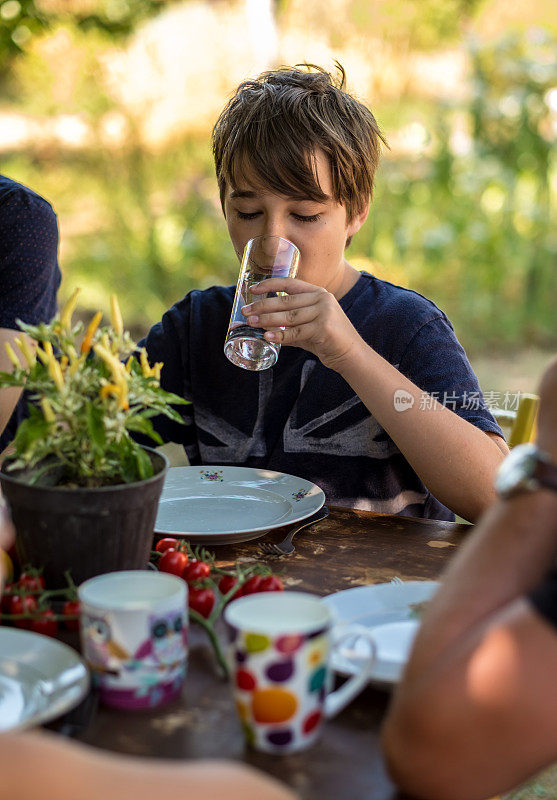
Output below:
[188,607,230,680]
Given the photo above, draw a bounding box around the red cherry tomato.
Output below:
[8,594,38,628]
[158,549,189,577]
[1,583,15,613]
[182,560,211,584]
[218,575,239,599]
[188,587,215,619]
[155,538,179,554]
[29,608,58,637]
[240,575,263,596]
[258,575,284,592]
[62,599,81,631]
[18,572,45,592]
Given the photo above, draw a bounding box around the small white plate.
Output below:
[322,581,439,687]
[0,628,90,731]
[154,466,325,543]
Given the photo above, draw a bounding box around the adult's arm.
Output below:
[0,731,297,800]
[381,358,557,800]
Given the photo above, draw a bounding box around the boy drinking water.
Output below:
[141,64,507,522]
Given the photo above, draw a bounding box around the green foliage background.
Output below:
[0,0,555,352]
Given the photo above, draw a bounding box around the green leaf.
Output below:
[133,443,154,481]
[86,402,106,452]
[158,405,190,425]
[119,447,140,483]
[0,370,26,388]
[12,407,50,453]
[125,414,163,444]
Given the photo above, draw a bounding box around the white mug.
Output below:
[78,570,188,710]
[224,591,376,753]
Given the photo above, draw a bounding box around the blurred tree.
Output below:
[0,0,183,76]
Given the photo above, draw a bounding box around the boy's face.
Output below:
[223,150,368,297]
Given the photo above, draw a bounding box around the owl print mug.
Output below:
[78,570,188,710]
[224,591,377,754]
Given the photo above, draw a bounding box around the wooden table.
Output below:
[72,507,470,800]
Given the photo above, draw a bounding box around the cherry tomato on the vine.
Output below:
[8,594,38,628]
[240,575,264,596]
[29,608,58,637]
[62,600,81,631]
[258,575,284,593]
[182,560,210,584]
[188,587,215,618]
[18,572,45,592]
[218,575,239,599]
[159,549,189,577]
[155,538,179,554]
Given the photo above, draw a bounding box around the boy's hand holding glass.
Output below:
[242,277,364,372]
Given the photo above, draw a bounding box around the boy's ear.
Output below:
[346,200,370,237]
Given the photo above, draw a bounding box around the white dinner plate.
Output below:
[322,580,439,687]
[0,628,90,732]
[154,466,326,543]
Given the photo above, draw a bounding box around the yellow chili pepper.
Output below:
[36,346,49,365]
[4,342,21,369]
[100,383,121,399]
[81,311,103,355]
[69,355,85,377]
[110,295,123,339]
[60,288,81,332]
[14,336,35,368]
[60,355,69,370]
[152,362,163,381]
[48,358,64,392]
[42,340,53,359]
[40,397,56,423]
[139,348,152,377]
[94,344,129,386]
[125,356,133,374]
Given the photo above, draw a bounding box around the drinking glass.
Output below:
[224,235,300,371]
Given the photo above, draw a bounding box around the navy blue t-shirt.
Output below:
[0,175,61,452]
[140,272,502,520]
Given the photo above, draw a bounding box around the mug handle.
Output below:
[325,624,377,719]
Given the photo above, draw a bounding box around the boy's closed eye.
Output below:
[235,210,322,223]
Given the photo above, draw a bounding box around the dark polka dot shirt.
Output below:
[0,174,62,451]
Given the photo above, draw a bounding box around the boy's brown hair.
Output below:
[212,63,387,223]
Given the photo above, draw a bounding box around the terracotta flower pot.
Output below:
[0,447,168,588]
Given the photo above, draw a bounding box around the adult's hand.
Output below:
[242,277,364,371]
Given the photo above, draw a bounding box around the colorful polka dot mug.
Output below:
[224,591,376,754]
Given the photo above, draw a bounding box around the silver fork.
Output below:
[258,506,330,557]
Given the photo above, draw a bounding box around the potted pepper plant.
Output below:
[0,289,187,588]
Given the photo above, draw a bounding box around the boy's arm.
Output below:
[245,279,506,522]
[337,338,507,521]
